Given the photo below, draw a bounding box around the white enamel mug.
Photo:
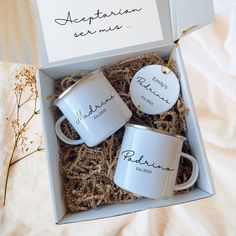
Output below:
[54,70,132,147]
[114,124,199,199]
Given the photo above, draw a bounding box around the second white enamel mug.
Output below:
[114,124,199,200]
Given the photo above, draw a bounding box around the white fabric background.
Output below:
[0,0,236,235]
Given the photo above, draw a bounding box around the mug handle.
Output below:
[55,115,84,145]
[174,152,199,191]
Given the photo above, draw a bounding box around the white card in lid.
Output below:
[37,0,164,63]
[0,0,214,66]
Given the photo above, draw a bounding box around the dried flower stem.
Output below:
[2,142,17,206]
[19,94,34,108]
[2,66,42,207]
[16,91,22,121]
[10,137,44,166]
[2,99,39,206]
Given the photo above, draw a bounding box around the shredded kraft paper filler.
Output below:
[51,53,193,213]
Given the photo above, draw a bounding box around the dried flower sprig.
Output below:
[10,136,44,166]
[2,65,44,207]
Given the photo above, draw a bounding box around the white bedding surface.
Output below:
[0,1,236,235]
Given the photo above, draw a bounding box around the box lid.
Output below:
[170,0,215,39]
[0,0,214,66]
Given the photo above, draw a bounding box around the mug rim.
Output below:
[125,123,187,141]
[53,69,102,106]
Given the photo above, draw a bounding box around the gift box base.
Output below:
[37,46,215,224]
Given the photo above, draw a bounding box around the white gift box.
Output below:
[2,0,215,224]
